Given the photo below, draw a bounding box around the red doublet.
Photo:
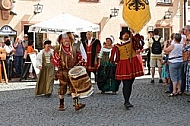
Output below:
[110,42,144,80]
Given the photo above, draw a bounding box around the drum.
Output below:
[68,66,94,98]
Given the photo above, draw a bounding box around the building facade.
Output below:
[0,0,186,49]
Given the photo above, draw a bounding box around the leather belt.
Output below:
[169,56,182,60]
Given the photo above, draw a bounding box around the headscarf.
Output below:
[106,36,114,43]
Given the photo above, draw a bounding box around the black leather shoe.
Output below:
[124,105,130,110]
[159,79,163,83]
[46,93,51,97]
[101,91,105,94]
[125,103,134,108]
[145,73,151,75]
[150,80,154,83]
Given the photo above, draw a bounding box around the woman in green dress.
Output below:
[97,36,118,94]
[35,40,55,97]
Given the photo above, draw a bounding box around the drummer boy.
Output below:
[52,32,86,111]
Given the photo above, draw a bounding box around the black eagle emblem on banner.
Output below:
[122,0,151,33]
[126,0,149,11]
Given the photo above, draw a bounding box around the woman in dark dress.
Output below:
[97,36,118,94]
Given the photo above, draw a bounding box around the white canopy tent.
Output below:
[28,13,100,34]
[27,13,100,76]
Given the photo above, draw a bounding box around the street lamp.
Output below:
[164,10,173,20]
[147,26,154,33]
[34,3,43,15]
[110,8,119,18]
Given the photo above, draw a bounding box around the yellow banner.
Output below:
[123,0,151,33]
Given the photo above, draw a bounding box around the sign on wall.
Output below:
[0,25,17,36]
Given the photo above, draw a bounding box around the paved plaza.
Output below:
[0,72,190,126]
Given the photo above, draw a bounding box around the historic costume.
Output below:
[111,36,144,80]
[52,32,85,111]
[110,30,144,109]
[82,31,101,81]
[97,36,118,94]
[35,40,54,97]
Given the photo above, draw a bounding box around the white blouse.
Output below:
[98,47,112,59]
[36,49,54,68]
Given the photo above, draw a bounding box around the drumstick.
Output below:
[75,62,80,66]
[2,61,8,84]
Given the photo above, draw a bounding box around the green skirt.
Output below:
[97,63,118,92]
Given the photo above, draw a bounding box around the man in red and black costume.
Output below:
[82,31,101,82]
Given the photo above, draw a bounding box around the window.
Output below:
[79,0,99,2]
[24,25,33,41]
[24,25,43,50]
[35,33,43,51]
[157,0,172,5]
[157,28,170,41]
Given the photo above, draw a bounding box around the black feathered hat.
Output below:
[119,30,130,40]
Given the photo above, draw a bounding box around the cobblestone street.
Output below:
[0,73,190,126]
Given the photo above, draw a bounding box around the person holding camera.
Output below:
[4,39,15,81]
[14,38,25,76]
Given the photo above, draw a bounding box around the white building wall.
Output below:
[0,0,185,45]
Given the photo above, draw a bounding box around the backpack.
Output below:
[151,37,162,54]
